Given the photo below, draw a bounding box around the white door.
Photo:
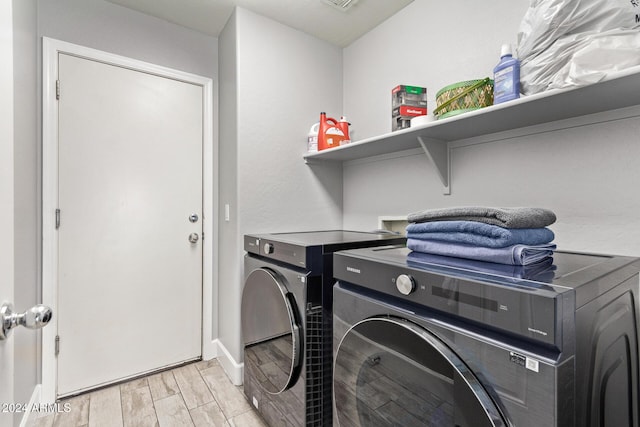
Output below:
[0,2,15,425]
[56,53,203,396]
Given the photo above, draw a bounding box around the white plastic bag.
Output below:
[517,0,640,94]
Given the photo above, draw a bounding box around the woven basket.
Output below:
[434,78,494,119]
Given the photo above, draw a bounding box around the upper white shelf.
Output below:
[303,66,640,163]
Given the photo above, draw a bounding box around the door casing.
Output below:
[41,37,218,403]
[0,2,15,425]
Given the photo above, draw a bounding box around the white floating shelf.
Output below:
[304,66,640,193]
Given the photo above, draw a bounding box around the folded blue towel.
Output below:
[406,251,556,281]
[407,206,556,228]
[406,221,554,248]
[406,238,556,266]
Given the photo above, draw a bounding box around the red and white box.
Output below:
[393,105,427,117]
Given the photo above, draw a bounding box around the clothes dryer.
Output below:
[241,231,405,426]
[332,246,640,426]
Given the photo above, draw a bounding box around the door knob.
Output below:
[188,233,199,243]
[0,303,53,340]
[189,214,199,223]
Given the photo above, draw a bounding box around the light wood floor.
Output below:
[30,358,268,427]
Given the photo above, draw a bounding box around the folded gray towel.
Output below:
[407,206,556,229]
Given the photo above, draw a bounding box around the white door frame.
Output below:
[41,37,218,403]
[0,2,16,426]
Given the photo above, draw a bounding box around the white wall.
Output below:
[342,0,640,256]
[217,7,344,370]
[344,0,528,141]
[37,0,217,78]
[236,8,344,234]
[218,9,241,376]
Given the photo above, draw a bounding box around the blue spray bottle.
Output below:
[493,44,520,104]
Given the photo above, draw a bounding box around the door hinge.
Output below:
[55,208,61,229]
[56,80,60,100]
[55,335,60,356]
[202,232,204,241]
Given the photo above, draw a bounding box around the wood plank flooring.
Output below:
[30,359,268,427]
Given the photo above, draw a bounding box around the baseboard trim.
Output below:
[215,339,244,385]
[202,337,219,360]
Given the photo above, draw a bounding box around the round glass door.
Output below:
[241,268,301,395]
[333,317,507,427]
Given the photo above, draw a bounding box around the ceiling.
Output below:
[105,0,414,47]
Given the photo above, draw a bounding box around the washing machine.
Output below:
[241,231,405,426]
[332,246,640,427]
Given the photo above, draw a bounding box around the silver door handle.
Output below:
[0,303,52,340]
[188,233,199,243]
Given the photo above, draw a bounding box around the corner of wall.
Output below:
[217,0,243,367]
[214,339,244,386]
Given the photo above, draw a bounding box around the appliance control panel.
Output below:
[333,251,565,348]
[244,235,308,269]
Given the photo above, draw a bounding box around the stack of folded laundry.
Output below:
[406,206,557,266]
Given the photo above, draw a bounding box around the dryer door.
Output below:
[241,267,302,395]
[334,317,507,427]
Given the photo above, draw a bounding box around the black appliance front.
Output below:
[241,231,406,427]
[332,247,640,427]
[334,311,507,426]
[242,255,321,426]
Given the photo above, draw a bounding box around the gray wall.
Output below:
[218,9,240,365]
[342,0,640,256]
[37,0,218,78]
[218,7,344,364]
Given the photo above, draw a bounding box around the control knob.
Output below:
[396,274,415,295]
[263,243,275,254]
